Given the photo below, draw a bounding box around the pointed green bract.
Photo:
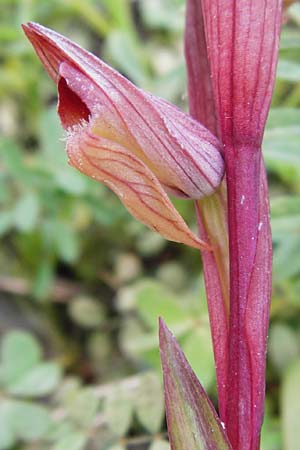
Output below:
[159,319,232,450]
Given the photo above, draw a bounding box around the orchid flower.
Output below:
[22,22,224,252]
[23,2,283,449]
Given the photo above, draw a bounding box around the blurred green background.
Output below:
[0,1,300,449]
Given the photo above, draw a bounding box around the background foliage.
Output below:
[0,1,300,449]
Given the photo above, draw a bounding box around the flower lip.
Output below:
[58,76,91,128]
[57,60,100,129]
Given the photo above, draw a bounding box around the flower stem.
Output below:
[225,146,262,450]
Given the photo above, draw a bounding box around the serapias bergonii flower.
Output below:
[22,22,224,250]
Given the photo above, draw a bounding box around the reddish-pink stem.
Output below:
[225,146,261,450]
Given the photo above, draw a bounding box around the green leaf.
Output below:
[0,138,28,182]
[0,330,61,397]
[136,280,191,332]
[53,432,88,450]
[133,372,164,433]
[65,388,100,428]
[13,191,39,232]
[0,331,41,386]
[0,401,16,449]
[11,400,51,440]
[119,316,159,364]
[159,319,231,450]
[157,261,187,291]
[136,229,166,256]
[104,385,133,437]
[54,221,79,263]
[46,420,78,441]
[7,362,61,397]
[87,332,112,362]
[281,361,300,450]
[68,296,106,329]
[32,259,55,300]
[182,326,215,391]
[55,168,87,195]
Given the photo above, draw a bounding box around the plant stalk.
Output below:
[225,146,262,450]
